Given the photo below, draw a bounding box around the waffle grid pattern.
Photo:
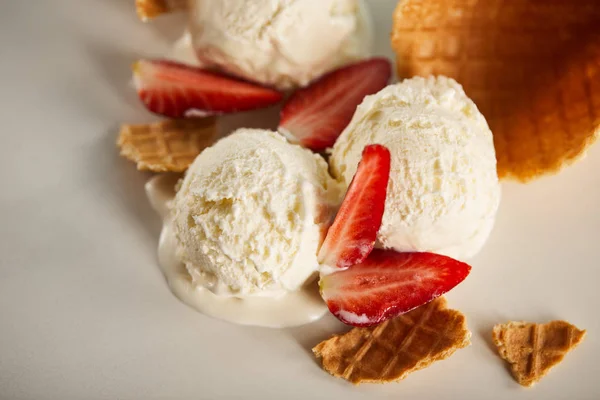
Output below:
[313,298,471,384]
[392,0,600,181]
[493,321,586,387]
[117,118,217,172]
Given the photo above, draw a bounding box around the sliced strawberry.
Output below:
[133,59,283,118]
[318,144,390,270]
[320,250,471,327]
[278,58,392,151]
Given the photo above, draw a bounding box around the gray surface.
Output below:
[0,1,599,399]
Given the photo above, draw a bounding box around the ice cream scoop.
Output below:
[187,0,373,89]
[330,76,501,260]
[171,129,342,297]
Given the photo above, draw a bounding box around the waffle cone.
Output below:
[493,321,586,387]
[392,0,600,182]
[135,0,188,21]
[313,298,470,385]
[117,118,217,172]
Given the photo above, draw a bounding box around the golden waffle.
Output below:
[117,118,217,172]
[493,321,586,387]
[135,0,188,21]
[313,298,470,385]
[392,0,600,182]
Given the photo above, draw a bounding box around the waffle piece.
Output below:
[117,118,217,172]
[135,0,188,21]
[313,298,470,384]
[391,0,600,182]
[493,321,586,387]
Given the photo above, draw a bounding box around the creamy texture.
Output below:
[187,0,373,89]
[172,129,342,297]
[330,76,501,260]
[169,31,200,66]
[147,174,328,328]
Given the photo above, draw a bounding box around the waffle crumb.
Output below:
[135,0,188,21]
[492,320,586,387]
[313,298,470,385]
[117,118,217,172]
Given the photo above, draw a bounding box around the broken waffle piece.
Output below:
[117,118,217,172]
[135,0,188,21]
[313,298,471,384]
[493,321,586,387]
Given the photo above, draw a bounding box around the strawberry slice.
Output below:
[133,59,283,118]
[320,250,472,327]
[318,144,390,270]
[278,58,392,151]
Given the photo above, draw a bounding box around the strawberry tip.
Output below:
[277,126,300,145]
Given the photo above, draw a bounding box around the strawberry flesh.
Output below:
[318,144,390,270]
[320,250,471,327]
[278,58,392,151]
[133,59,283,118]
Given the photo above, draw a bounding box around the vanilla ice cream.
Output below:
[187,0,373,89]
[330,76,501,260]
[172,129,342,297]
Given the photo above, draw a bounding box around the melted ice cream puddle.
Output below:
[146,174,328,328]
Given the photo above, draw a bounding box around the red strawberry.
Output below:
[133,59,283,118]
[320,250,471,327]
[278,58,392,151]
[318,144,390,270]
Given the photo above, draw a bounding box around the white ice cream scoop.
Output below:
[171,129,342,297]
[186,0,373,89]
[330,76,501,260]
